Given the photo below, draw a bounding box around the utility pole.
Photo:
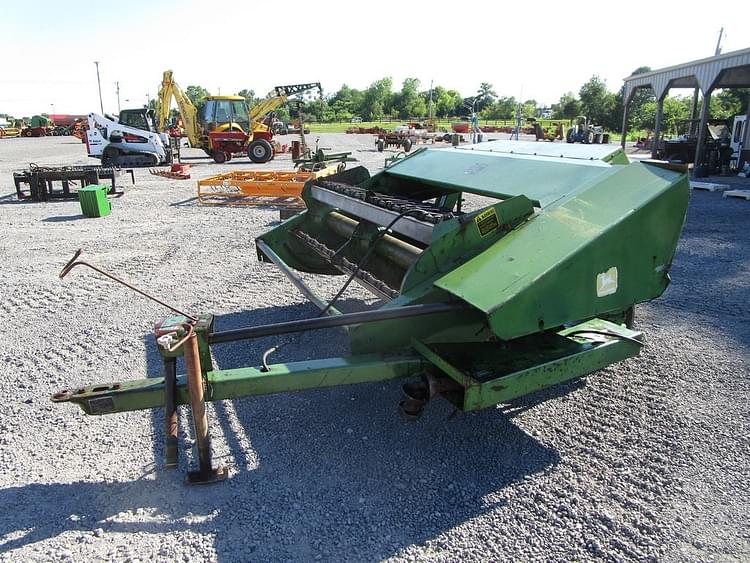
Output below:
[714,27,724,56]
[116,81,121,113]
[94,61,104,114]
[428,80,433,123]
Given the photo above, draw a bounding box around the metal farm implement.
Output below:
[52,141,689,483]
[196,168,339,208]
[14,164,134,201]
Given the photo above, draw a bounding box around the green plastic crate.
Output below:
[79,185,111,218]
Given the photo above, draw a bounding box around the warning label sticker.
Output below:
[476,208,499,237]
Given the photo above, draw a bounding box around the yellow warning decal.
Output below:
[476,207,499,237]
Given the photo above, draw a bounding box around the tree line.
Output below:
[4,69,746,132]
[167,71,749,134]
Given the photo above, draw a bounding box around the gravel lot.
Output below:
[0,134,748,562]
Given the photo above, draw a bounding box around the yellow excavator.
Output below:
[157,70,321,163]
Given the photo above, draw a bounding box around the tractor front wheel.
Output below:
[212,150,227,164]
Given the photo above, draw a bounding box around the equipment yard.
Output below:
[1,134,749,561]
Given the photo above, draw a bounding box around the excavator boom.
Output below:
[249,82,322,124]
[158,70,201,148]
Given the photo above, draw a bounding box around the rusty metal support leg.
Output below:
[163,357,178,469]
[184,332,227,484]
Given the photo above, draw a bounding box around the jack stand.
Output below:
[183,331,227,485]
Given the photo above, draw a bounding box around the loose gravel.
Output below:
[0,134,748,562]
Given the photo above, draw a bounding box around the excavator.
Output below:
[157,70,322,164]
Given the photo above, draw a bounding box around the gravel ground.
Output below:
[0,134,748,562]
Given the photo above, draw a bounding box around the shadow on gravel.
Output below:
[71,300,561,561]
[42,214,85,222]
[177,156,213,162]
[0,193,25,204]
[168,196,199,207]
[0,313,567,557]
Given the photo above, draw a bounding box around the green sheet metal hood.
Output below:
[385,141,624,207]
[432,160,689,340]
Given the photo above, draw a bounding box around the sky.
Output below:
[0,0,747,117]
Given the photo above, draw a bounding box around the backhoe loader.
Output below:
[157,70,321,163]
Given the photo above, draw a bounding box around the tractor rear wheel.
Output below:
[566,129,575,143]
[248,139,273,163]
[585,131,594,144]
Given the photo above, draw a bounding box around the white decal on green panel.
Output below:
[596,267,618,297]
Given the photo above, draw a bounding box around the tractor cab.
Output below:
[201,96,251,134]
[117,108,158,133]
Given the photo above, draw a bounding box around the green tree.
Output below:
[327,98,352,121]
[361,78,393,121]
[328,84,363,119]
[481,96,516,120]
[433,88,462,117]
[614,66,654,133]
[475,82,497,112]
[237,89,258,107]
[661,96,692,134]
[521,99,537,119]
[497,96,518,120]
[579,75,616,129]
[553,92,581,119]
[394,78,426,119]
[275,107,291,123]
[633,96,691,136]
[185,85,210,112]
[714,88,749,119]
